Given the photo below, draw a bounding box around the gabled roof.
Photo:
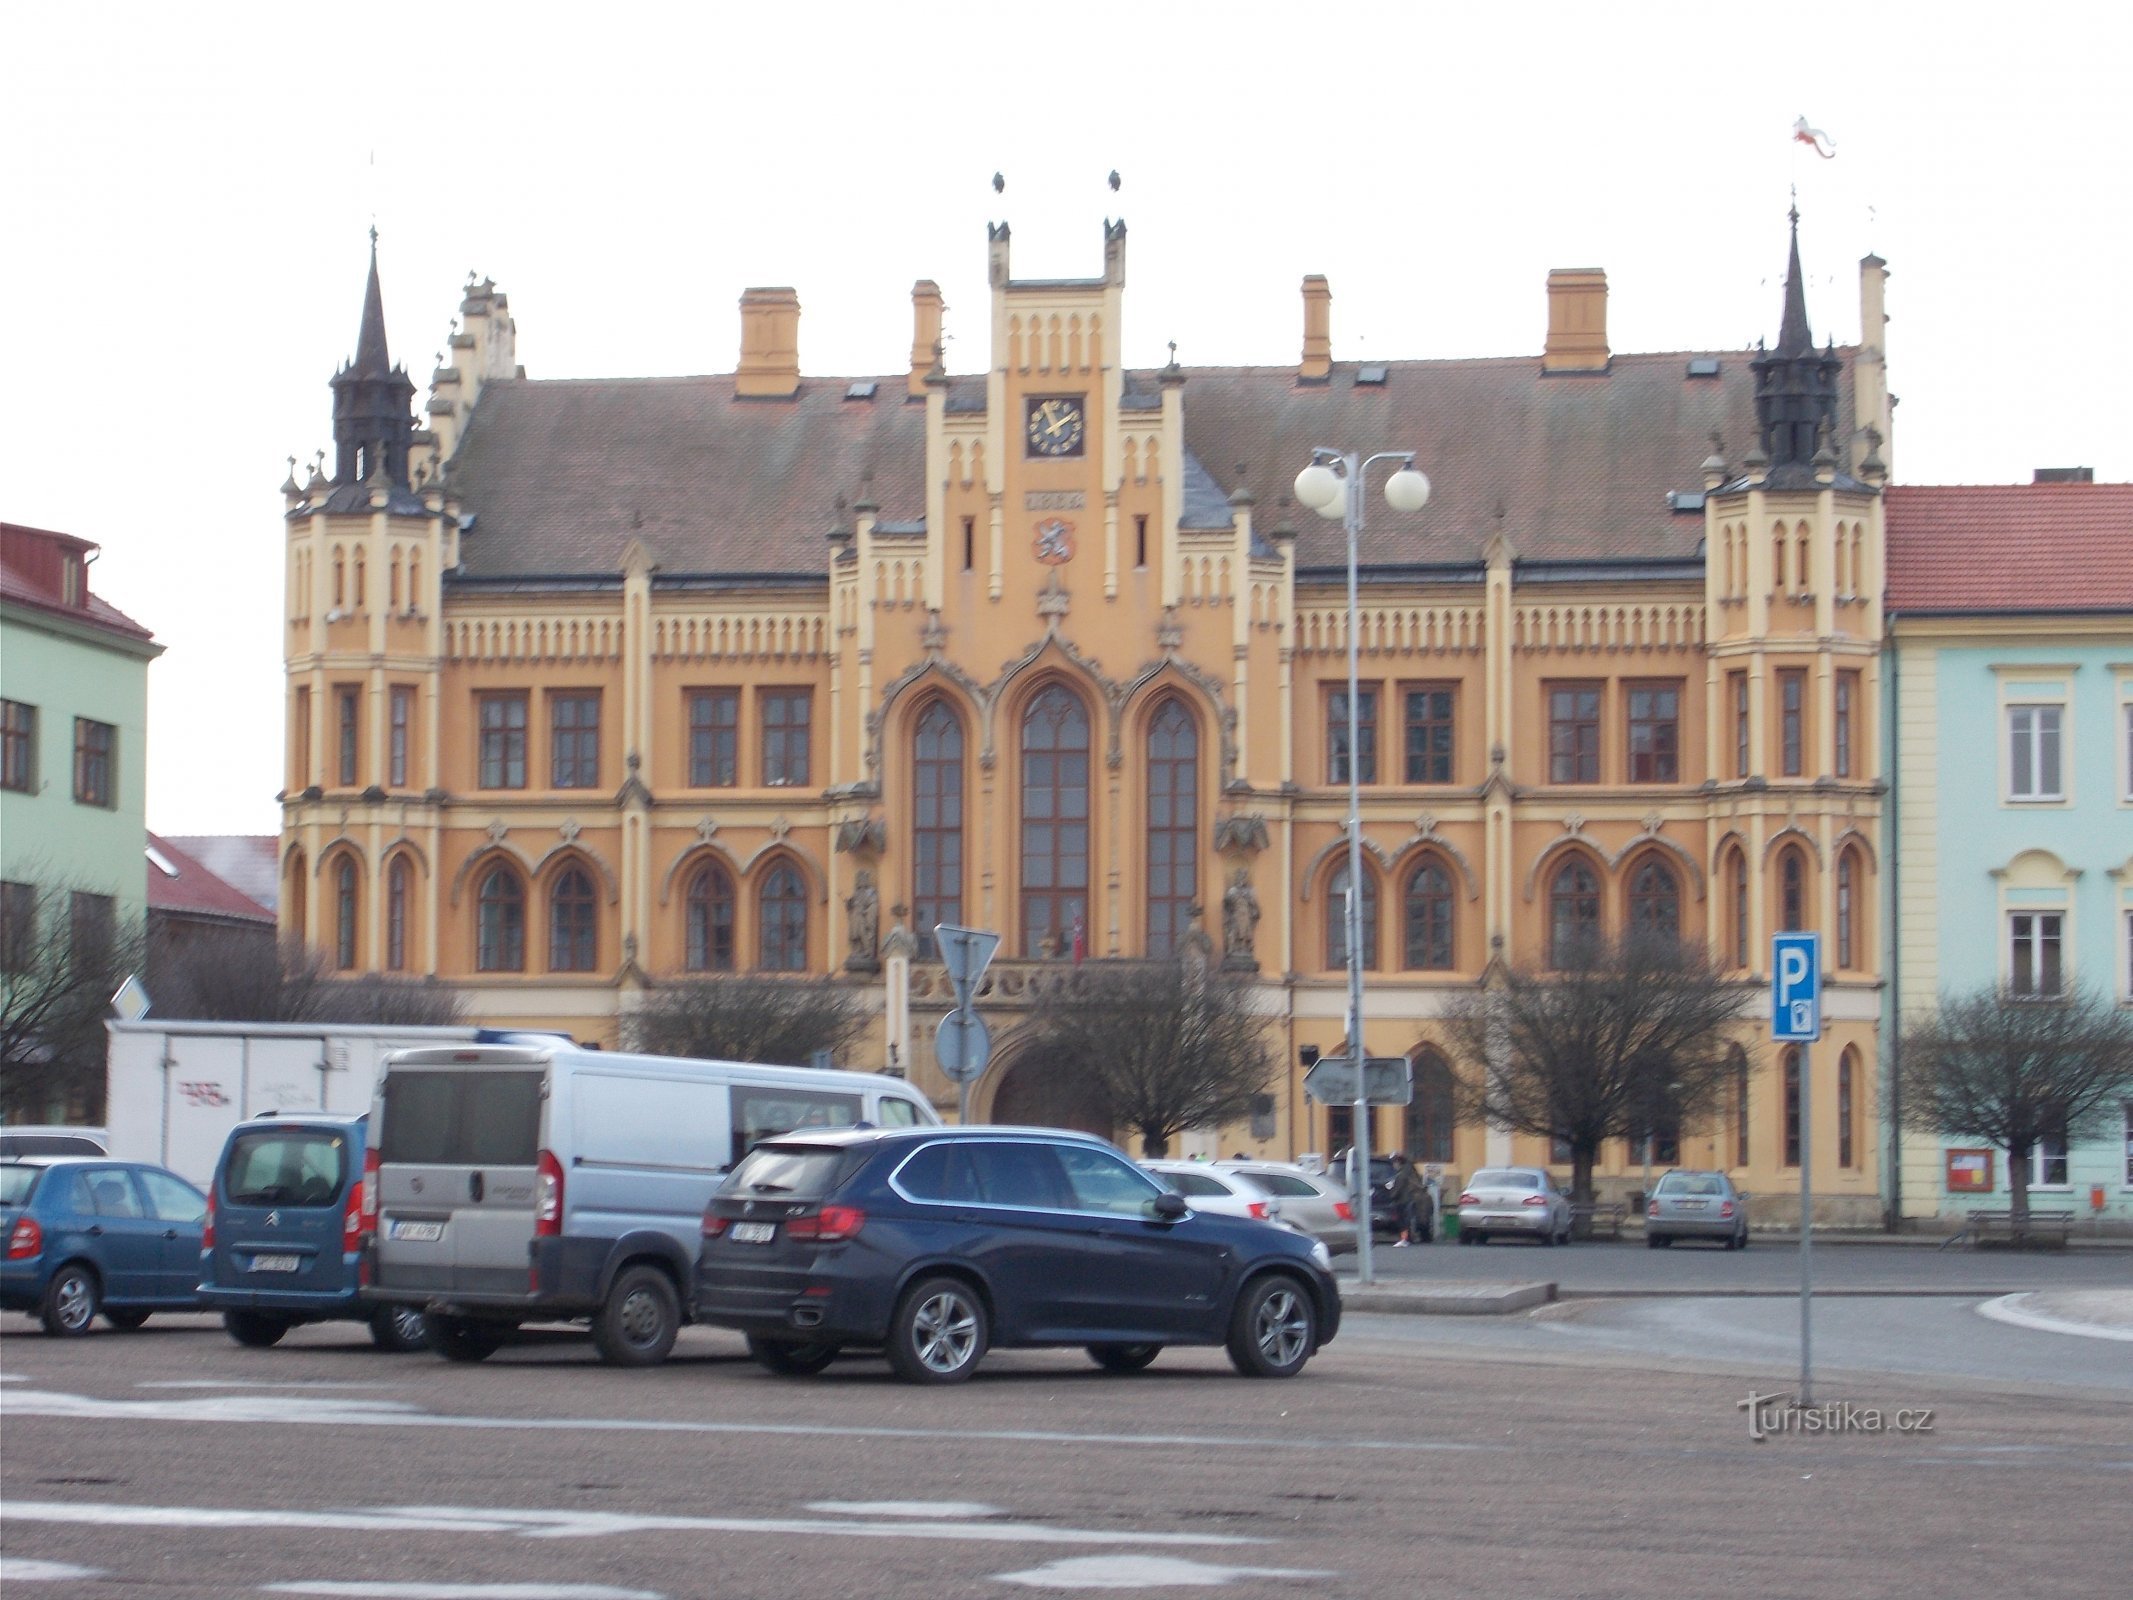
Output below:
[146,833,276,925]
[162,834,281,913]
[1885,483,2133,614]
[0,522,156,643]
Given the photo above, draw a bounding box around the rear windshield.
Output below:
[0,1165,42,1206]
[1470,1168,1541,1190]
[731,1086,862,1169]
[1162,1169,1232,1198]
[0,1133,106,1158]
[224,1129,351,1207]
[1246,1172,1322,1199]
[380,1070,544,1166]
[1656,1173,1724,1196]
[722,1143,850,1201]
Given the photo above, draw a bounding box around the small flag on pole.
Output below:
[1792,117,1836,159]
[1069,912,1086,965]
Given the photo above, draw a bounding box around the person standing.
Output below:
[1389,1151,1426,1246]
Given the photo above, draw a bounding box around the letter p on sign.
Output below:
[1771,932,1822,1042]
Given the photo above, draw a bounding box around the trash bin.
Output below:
[1440,1209,1459,1242]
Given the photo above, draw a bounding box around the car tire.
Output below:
[1087,1342,1162,1374]
[1733,1228,1749,1250]
[1651,1234,1673,1248]
[223,1309,290,1348]
[369,1305,428,1352]
[1539,1227,1557,1248]
[887,1276,988,1384]
[592,1265,681,1368]
[1227,1274,1316,1379]
[425,1313,506,1363]
[1467,1231,1487,1247]
[748,1335,841,1376]
[105,1308,152,1331]
[40,1264,100,1336]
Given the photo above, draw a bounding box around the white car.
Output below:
[1140,1162,1288,1228]
[1216,1161,1359,1255]
[1456,1166,1572,1246]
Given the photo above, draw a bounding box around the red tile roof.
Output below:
[146,833,275,925]
[1885,484,2133,613]
[0,522,155,643]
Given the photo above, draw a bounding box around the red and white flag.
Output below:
[1069,912,1086,965]
[1793,117,1836,159]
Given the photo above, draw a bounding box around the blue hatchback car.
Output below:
[1,1157,207,1335]
[200,1113,425,1351]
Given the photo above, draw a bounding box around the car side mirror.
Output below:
[1150,1191,1188,1221]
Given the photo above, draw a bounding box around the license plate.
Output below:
[1678,1201,1707,1210]
[730,1221,776,1244]
[390,1220,444,1242]
[248,1253,300,1273]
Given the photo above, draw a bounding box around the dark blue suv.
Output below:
[2,1158,206,1335]
[694,1126,1341,1383]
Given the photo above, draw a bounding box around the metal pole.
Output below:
[955,1010,972,1127]
[1343,456,1373,1289]
[1798,1040,1814,1404]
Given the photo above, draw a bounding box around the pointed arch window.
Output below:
[686,863,736,973]
[759,861,808,972]
[287,851,308,946]
[1548,858,1602,968]
[1626,856,1681,942]
[476,865,525,972]
[550,865,597,973]
[1836,847,1862,969]
[1402,857,1454,970]
[911,700,964,959]
[1727,846,1750,969]
[334,858,359,971]
[1730,1044,1750,1168]
[1783,1046,1802,1167]
[1838,1046,1858,1168]
[386,856,410,971]
[1019,685,1090,958]
[1779,846,1807,932]
[1406,1047,1456,1164]
[1144,699,1199,957]
[1327,860,1379,971]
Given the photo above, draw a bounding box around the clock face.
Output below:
[1026,396,1086,458]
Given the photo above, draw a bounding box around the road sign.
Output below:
[1303,1055,1413,1106]
[934,924,1002,1010]
[1771,932,1822,1042]
[935,1007,994,1083]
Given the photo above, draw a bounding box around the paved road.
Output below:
[3,1312,2127,1598]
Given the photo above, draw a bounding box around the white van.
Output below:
[361,1036,939,1366]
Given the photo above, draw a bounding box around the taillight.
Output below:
[1333,1201,1355,1223]
[201,1193,216,1251]
[1457,1192,1479,1207]
[342,1175,363,1253]
[785,1204,865,1242]
[6,1215,42,1260]
[702,1203,729,1239]
[1647,1202,1661,1219]
[535,1149,564,1237]
[1522,1194,1548,1207]
[1719,1201,1735,1218]
[1246,1200,1269,1220]
[360,1146,380,1229]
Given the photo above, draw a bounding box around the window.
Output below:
[386,857,410,971]
[550,693,600,789]
[2123,1102,2132,1189]
[1730,672,1749,779]
[687,690,739,788]
[2007,704,2063,800]
[1834,671,1859,780]
[336,687,359,786]
[761,690,811,787]
[1778,670,1805,777]
[1402,858,1454,970]
[1783,1047,1801,1167]
[2009,912,2063,998]
[2123,702,2133,801]
[1836,849,1859,969]
[912,701,965,957]
[1626,857,1680,941]
[1838,1047,1857,1169]
[1144,700,1198,957]
[759,861,808,971]
[1407,1049,1455,1164]
[686,864,736,972]
[1327,861,1380,970]
[73,718,114,807]
[389,686,413,788]
[0,880,36,974]
[1058,1144,1166,1216]
[1732,1045,1750,1168]
[477,694,528,789]
[1402,686,1455,784]
[550,866,597,972]
[1625,682,1680,783]
[476,865,525,971]
[1134,515,1149,569]
[1327,686,1377,784]
[962,516,975,572]
[1548,859,1601,967]
[293,686,312,789]
[1,700,35,793]
[1547,684,1601,784]
[1779,847,1806,932]
[69,891,114,970]
[334,857,358,970]
[1727,846,1749,969]
[2027,1124,2069,1189]
[1019,685,1091,958]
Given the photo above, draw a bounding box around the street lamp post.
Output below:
[1293,448,1430,1287]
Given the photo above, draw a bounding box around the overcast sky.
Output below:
[5,1,2127,838]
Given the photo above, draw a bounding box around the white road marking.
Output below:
[266,1585,662,1599]
[809,1500,1005,1518]
[995,1555,1336,1589]
[1978,1292,2133,1343]
[0,1558,102,1582]
[140,1380,405,1391]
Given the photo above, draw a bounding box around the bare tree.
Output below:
[1017,959,1275,1157]
[1898,983,2133,1236]
[150,930,465,1028]
[1443,934,1752,1229]
[623,974,869,1066]
[1,884,143,1124]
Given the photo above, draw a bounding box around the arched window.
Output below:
[550,865,596,973]
[1626,856,1680,942]
[911,700,965,958]
[1836,848,1863,969]
[287,851,307,946]
[334,858,358,971]
[1402,857,1454,970]
[1730,1044,1750,1168]
[1783,1046,1802,1168]
[759,861,807,972]
[386,856,410,971]
[1144,699,1199,957]
[1548,858,1602,968]
[1779,846,1807,932]
[1019,685,1090,958]
[1726,846,1750,969]
[389,549,402,612]
[353,548,366,609]
[476,864,525,972]
[1327,860,1379,971]
[1406,1048,1456,1165]
[1838,1046,1858,1168]
[332,547,345,608]
[685,863,736,972]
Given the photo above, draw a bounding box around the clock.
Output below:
[1025,396,1087,458]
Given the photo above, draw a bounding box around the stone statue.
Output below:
[1181,904,1216,972]
[1222,867,1261,971]
[844,869,881,972]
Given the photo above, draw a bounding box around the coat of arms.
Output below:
[1033,518,1075,565]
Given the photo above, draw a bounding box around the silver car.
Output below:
[1217,1161,1359,1255]
[1645,1169,1749,1249]
[1140,1162,1285,1228]
[1456,1166,1572,1246]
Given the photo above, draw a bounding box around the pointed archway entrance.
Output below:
[987,1049,1112,1140]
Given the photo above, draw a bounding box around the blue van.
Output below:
[200,1113,424,1351]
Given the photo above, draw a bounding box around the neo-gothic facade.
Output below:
[279,214,1894,1219]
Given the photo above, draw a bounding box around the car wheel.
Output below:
[747,1335,841,1376]
[425,1313,506,1363]
[1468,1231,1488,1247]
[1652,1234,1673,1248]
[223,1309,290,1348]
[369,1305,428,1352]
[592,1265,680,1368]
[104,1308,152,1331]
[887,1276,988,1384]
[1736,1229,1750,1250]
[1538,1227,1557,1248]
[40,1264,100,1336]
[1227,1274,1316,1379]
[1087,1342,1162,1374]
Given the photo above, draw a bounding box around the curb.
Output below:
[1337,1280,1555,1316]
[1975,1291,2133,1343]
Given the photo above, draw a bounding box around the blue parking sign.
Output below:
[1771,932,1822,1042]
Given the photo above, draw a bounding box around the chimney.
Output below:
[736,287,801,398]
[2033,467,2094,484]
[908,280,943,399]
[1542,268,1609,373]
[1300,275,1332,382]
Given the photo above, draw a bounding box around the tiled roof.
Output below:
[146,833,276,924]
[1885,484,2133,613]
[0,522,156,642]
[163,834,281,913]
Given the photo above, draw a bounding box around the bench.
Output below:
[1571,1202,1630,1240]
[1940,1207,2076,1249]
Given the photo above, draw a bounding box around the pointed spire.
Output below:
[1750,206,1843,479]
[354,226,392,376]
[329,231,416,489]
[1775,205,1813,355]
